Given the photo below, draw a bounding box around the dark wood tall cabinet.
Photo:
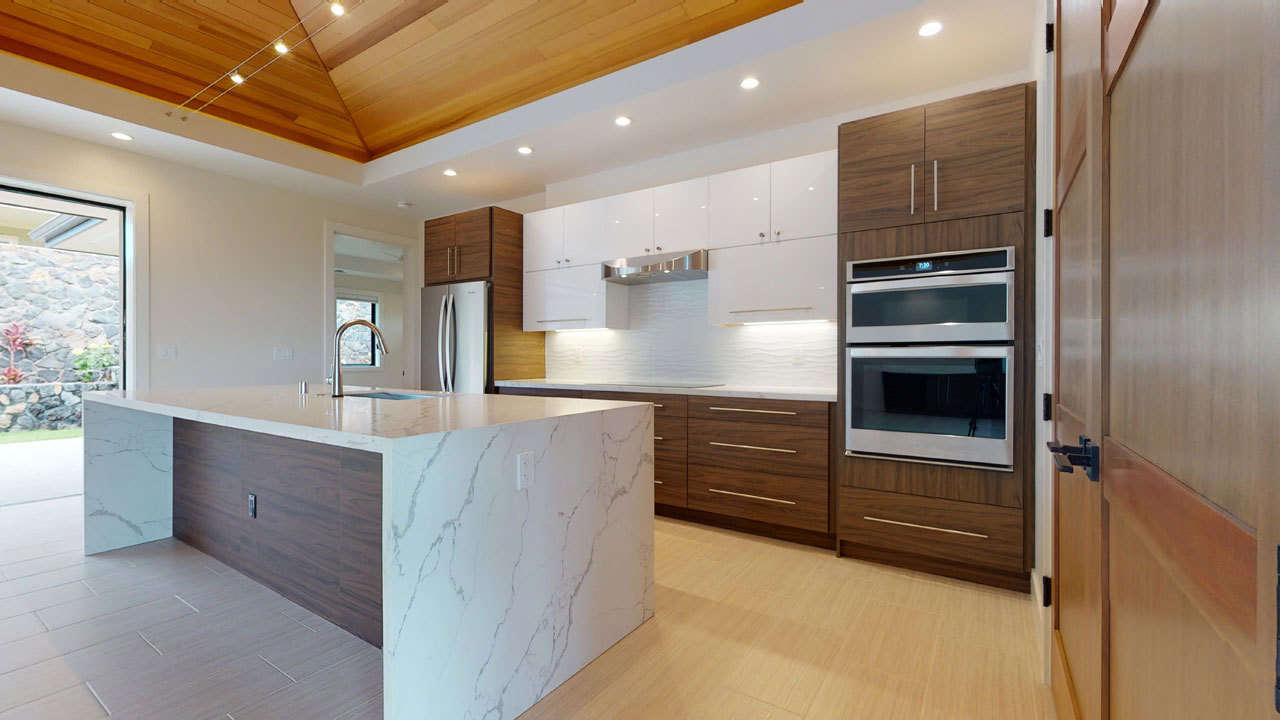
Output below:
[424,207,494,284]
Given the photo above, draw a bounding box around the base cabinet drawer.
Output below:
[838,487,1022,570]
[582,391,688,421]
[688,395,828,427]
[688,418,828,479]
[688,464,828,532]
[655,458,687,507]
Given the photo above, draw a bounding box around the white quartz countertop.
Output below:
[85,386,647,451]
[494,379,837,403]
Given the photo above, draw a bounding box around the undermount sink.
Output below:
[342,391,443,400]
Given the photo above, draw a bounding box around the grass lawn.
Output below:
[0,428,84,445]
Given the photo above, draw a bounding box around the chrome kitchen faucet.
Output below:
[331,319,390,398]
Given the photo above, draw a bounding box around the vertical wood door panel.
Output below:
[424,216,455,285]
[838,106,925,233]
[453,208,493,282]
[924,85,1027,222]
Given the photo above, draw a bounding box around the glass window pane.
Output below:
[848,356,1006,439]
[336,298,377,366]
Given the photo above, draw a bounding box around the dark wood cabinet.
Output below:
[424,207,495,284]
[838,106,925,233]
[924,85,1028,222]
[424,216,456,285]
[838,84,1028,233]
[688,464,828,533]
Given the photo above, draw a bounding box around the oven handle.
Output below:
[846,345,1014,359]
[846,270,1014,295]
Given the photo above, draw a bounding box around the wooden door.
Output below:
[925,85,1027,222]
[1051,0,1106,717]
[424,216,454,285]
[452,208,492,281]
[837,106,924,233]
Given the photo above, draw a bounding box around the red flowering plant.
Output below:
[1,322,33,385]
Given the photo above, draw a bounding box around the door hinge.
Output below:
[1046,22,1055,53]
[1043,208,1054,238]
[1042,393,1053,421]
[1042,575,1052,607]
[1048,436,1101,482]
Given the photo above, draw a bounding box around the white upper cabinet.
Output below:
[562,198,608,267]
[602,189,656,261]
[523,207,564,272]
[653,177,708,252]
[770,150,837,242]
[523,265,628,332]
[708,164,771,249]
[707,234,837,326]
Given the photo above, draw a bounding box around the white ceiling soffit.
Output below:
[0,0,1036,218]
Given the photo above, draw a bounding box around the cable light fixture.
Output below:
[167,0,365,121]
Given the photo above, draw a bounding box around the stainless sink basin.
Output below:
[343,391,443,400]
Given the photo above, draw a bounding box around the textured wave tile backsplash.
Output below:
[545,280,837,387]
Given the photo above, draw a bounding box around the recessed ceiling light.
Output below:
[740,76,760,90]
[110,131,133,141]
[517,146,534,155]
[918,21,943,37]
[330,2,346,16]
[396,201,413,209]
[274,40,289,54]
[443,168,457,177]
[229,71,245,84]
[614,116,631,127]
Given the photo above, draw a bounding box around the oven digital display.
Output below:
[850,249,1009,281]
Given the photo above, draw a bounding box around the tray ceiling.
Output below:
[0,0,799,162]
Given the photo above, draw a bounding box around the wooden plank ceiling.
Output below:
[0,0,800,162]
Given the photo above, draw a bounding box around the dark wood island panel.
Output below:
[172,419,383,647]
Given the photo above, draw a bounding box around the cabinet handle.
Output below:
[536,318,588,323]
[775,230,782,238]
[446,247,453,275]
[708,488,796,505]
[707,406,798,416]
[654,480,664,485]
[933,160,938,211]
[910,164,915,215]
[655,246,662,251]
[728,307,812,315]
[862,515,988,539]
[653,404,664,408]
[565,257,571,262]
[708,441,796,454]
[758,232,766,239]
[654,436,664,441]
[455,245,461,273]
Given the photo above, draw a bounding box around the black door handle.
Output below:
[1047,435,1101,482]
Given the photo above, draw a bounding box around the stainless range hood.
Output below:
[601,248,708,285]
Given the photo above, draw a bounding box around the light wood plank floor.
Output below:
[0,496,1053,719]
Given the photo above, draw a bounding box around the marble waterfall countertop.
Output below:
[86,385,648,451]
[495,378,837,402]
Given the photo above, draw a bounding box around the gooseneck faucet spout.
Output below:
[331,319,390,398]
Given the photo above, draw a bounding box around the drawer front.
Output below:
[688,395,827,427]
[655,457,687,507]
[582,391,688,420]
[688,465,828,532]
[688,417,828,480]
[496,387,583,398]
[838,487,1022,570]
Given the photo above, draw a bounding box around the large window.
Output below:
[336,294,379,367]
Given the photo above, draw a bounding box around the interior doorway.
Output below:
[0,186,125,507]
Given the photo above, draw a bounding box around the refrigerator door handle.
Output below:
[436,293,448,391]
[446,293,457,392]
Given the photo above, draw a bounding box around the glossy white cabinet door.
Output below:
[770,150,837,242]
[653,177,708,252]
[707,234,837,325]
[708,164,771,249]
[523,265,628,331]
[523,207,564,272]
[562,197,608,267]
[602,189,656,260]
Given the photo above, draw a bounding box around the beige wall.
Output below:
[0,118,418,390]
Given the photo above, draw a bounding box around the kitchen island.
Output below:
[81,386,654,720]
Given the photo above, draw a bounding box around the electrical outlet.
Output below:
[273,346,294,361]
[517,451,535,490]
[155,344,177,360]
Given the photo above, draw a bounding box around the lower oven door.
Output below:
[846,345,1014,468]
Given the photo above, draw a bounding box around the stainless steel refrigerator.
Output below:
[421,281,489,393]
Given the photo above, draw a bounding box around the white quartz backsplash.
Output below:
[545,279,837,387]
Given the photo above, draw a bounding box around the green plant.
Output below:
[72,343,116,383]
[1,323,32,385]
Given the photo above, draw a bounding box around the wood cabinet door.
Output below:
[838,106,924,233]
[770,150,837,241]
[708,163,771,249]
[523,207,564,272]
[452,207,492,281]
[924,85,1026,222]
[424,216,454,285]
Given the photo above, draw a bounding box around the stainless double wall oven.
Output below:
[845,247,1016,469]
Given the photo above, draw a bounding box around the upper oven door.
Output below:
[846,271,1015,344]
[846,345,1015,468]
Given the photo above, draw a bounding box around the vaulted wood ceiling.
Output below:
[0,0,800,162]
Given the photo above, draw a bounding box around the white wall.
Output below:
[0,118,418,390]
[334,274,407,387]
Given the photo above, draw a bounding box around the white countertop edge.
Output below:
[494,380,837,403]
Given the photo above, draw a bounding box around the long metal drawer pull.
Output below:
[910,163,915,215]
[654,436,664,441]
[708,441,796,454]
[653,404,664,408]
[862,516,988,539]
[728,307,812,314]
[536,318,588,323]
[707,406,798,416]
[708,488,795,505]
[654,480,664,485]
[933,160,938,211]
